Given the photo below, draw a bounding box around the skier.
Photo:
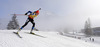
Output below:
[17,8,41,34]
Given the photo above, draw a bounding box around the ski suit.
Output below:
[20,10,39,31]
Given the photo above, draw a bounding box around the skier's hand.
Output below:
[25,13,27,15]
[38,8,41,10]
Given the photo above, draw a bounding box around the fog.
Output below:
[0,0,100,31]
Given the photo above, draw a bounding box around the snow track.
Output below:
[0,30,100,47]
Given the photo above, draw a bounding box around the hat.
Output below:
[35,10,39,14]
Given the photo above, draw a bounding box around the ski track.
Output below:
[0,30,100,47]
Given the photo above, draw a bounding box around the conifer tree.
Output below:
[7,14,19,30]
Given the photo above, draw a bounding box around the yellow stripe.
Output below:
[29,15,37,18]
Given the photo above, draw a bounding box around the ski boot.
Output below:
[30,32,35,34]
[30,29,35,34]
[16,32,19,34]
[16,28,21,34]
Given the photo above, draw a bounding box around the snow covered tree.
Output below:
[84,18,93,36]
[7,14,19,30]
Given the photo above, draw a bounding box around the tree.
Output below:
[84,18,93,36]
[7,14,19,30]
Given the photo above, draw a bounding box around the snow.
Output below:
[80,36,100,44]
[0,30,100,47]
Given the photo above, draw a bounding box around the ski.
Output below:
[31,33,46,38]
[25,32,46,38]
[13,32,22,38]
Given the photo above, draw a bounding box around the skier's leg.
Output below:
[21,21,29,29]
[17,19,29,33]
[30,20,35,33]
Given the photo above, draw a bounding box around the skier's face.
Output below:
[35,13,39,15]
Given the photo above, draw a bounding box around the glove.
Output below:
[39,8,41,10]
[25,13,27,15]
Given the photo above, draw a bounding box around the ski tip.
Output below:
[20,37,22,38]
[13,32,17,33]
[13,32,16,33]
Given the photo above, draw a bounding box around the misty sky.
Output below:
[0,0,100,31]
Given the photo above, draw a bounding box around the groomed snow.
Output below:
[0,30,100,47]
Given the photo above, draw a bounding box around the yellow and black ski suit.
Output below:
[20,11,38,30]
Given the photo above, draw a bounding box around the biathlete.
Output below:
[17,8,41,34]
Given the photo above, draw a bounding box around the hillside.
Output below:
[0,30,100,47]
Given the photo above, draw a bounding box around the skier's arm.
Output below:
[25,11,32,15]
